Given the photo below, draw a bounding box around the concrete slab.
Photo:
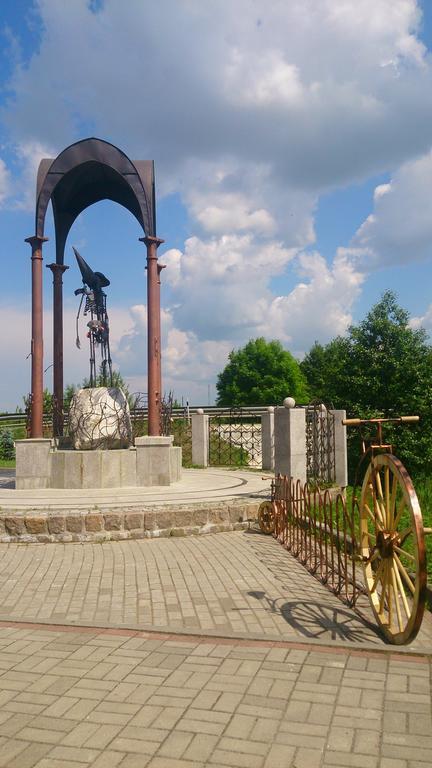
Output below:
[0,468,270,510]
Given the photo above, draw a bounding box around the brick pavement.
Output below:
[0,530,431,649]
[0,623,430,768]
[0,530,400,646]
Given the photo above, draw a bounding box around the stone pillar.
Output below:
[15,438,52,489]
[274,400,306,482]
[47,263,69,437]
[135,435,176,486]
[261,407,275,471]
[140,235,164,437]
[25,235,48,438]
[331,409,348,488]
[192,410,209,467]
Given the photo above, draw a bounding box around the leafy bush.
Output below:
[0,430,15,460]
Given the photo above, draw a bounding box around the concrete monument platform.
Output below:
[0,468,269,543]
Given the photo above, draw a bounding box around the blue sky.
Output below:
[1,0,432,409]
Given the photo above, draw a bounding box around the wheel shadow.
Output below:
[247,591,383,643]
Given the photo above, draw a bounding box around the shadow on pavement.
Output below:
[247,590,382,643]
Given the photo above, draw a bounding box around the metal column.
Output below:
[25,235,48,438]
[47,262,69,437]
[140,235,164,436]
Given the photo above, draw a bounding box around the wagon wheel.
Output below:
[258,501,275,535]
[359,453,426,644]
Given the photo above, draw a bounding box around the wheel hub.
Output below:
[376,530,400,559]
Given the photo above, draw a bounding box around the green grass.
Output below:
[0,458,15,468]
[411,476,432,583]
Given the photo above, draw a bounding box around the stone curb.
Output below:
[0,616,430,658]
[0,498,260,543]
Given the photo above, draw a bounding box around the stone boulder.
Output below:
[68,387,132,450]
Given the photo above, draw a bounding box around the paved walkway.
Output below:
[0,473,431,766]
[0,530,432,650]
[0,623,431,768]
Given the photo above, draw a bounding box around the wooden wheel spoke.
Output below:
[363,503,383,531]
[387,566,393,628]
[371,559,385,593]
[394,553,415,595]
[390,474,398,522]
[393,561,410,620]
[398,527,413,546]
[393,545,415,562]
[378,562,388,615]
[393,496,407,532]
[391,567,404,633]
[375,470,384,503]
[384,465,390,528]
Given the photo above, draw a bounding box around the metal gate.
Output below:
[306,402,336,485]
[208,408,262,467]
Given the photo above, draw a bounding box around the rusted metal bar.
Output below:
[140,235,164,436]
[26,235,48,438]
[47,263,69,437]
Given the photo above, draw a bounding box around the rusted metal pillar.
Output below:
[25,235,48,438]
[47,262,69,437]
[140,235,164,436]
[157,262,166,411]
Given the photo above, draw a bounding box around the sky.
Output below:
[1,0,432,410]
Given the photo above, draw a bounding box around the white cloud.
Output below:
[4,0,431,194]
[2,0,432,406]
[345,150,432,269]
[258,251,364,354]
[0,158,11,205]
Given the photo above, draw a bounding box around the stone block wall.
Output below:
[0,499,260,544]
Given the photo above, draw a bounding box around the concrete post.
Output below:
[191,410,209,467]
[331,409,348,488]
[261,407,275,471]
[135,435,176,486]
[15,438,52,489]
[274,401,306,482]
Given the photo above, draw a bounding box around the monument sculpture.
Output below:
[69,246,132,451]
[15,137,181,489]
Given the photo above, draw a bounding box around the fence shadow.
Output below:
[247,591,382,643]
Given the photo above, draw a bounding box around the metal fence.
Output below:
[306,402,336,485]
[208,408,262,467]
[272,474,362,606]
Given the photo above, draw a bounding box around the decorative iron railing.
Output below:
[305,402,336,485]
[271,475,362,606]
[208,408,262,467]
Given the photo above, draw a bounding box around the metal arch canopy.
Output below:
[35,137,156,263]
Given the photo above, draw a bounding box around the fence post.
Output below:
[330,409,348,488]
[274,399,306,482]
[261,406,275,471]
[192,409,209,467]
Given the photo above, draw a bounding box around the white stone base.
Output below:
[15,438,182,490]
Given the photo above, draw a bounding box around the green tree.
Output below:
[0,430,15,460]
[301,291,432,477]
[216,338,309,406]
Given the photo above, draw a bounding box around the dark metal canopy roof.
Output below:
[35,138,156,263]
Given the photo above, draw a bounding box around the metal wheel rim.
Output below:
[258,501,275,535]
[360,453,426,644]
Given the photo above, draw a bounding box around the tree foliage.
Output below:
[216,337,309,407]
[301,291,432,478]
[0,430,15,460]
